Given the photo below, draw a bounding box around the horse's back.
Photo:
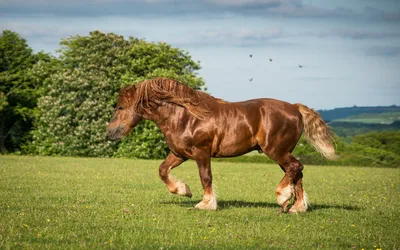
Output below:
[216,98,302,124]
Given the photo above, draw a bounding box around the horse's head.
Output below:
[106,85,142,140]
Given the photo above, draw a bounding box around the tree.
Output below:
[0,30,44,153]
[352,131,400,154]
[30,31,205,157]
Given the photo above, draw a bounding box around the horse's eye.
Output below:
[118,106,125,110]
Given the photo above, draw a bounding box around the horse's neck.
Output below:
[143,104,189,132]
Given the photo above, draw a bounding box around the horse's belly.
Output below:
[212,133,257,157]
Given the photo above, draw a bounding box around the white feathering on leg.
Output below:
[277,184,294,206]
[195,191,217,211]
[175,181,192,197]
[289,190,309,213]
[303,191,310,211]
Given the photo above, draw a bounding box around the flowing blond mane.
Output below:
[132,77,223,119]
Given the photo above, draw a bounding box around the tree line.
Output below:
[1,30,399,167]
[1,30,204,157]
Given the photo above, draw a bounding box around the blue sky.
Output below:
[1,0,399,110]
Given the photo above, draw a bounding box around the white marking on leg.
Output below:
[277,184,294,206]
[175,181,192,197]
[195,191,217,211]
[165,172,192,197]
[289,190,309,213]
[303,191,309,210]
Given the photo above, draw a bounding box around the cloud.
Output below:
[1,0,395,24]
[1,17,285,48]
[0,18,146,53]
[302,28,400,40]
[365,45,400,57]
[2,1,399,51]
[207,0,356,20]
[333,28,400,39]
[0,22,75,38]
[196,27,286,46]
[364,6,400,22]
[0,0,160,5]
[210,0,285,8]
[297,76,337,81]
[160,28,292,48]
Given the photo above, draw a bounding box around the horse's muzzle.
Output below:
[105,126,124,141]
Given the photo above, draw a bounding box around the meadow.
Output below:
[0,155,399,249]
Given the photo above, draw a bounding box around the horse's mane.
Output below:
[132,77,224,119]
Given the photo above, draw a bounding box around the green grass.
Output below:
[1,156,399,249]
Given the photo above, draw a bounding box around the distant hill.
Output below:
[334,111,400,124]
[329,121,400,138]
[318,105,400,121]
[317,105,400,138]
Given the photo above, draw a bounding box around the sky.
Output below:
[1,0,400,110]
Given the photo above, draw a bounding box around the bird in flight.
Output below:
[249,54,253,58]
[249,78,253,82]
[298,65,303,68]
[269,58,273,62]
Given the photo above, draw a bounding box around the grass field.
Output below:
[0,156,399,249]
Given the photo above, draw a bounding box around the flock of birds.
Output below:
[248,54,302,82]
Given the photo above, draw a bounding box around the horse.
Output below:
[106,77,337,213]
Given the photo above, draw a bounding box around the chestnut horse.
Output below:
[107,77,337,213]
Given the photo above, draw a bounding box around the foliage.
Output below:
[30,70,117,156]
[0,30,47,153]
[352,131,400,154]
[29,31,204,157]
[290,131,400,167]
[1,155,399,249]
[345,131,400,167]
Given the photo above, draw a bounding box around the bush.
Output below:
[29,31,205,158]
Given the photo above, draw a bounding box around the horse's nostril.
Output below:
[105,127,123,141]
[105,129,115,140]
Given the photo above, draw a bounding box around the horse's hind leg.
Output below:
[159,152,192,197]
[273,153,307,212]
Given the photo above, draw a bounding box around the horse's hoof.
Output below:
[288,206,307,214]
[176,182,192,198]
[195,200,217,211]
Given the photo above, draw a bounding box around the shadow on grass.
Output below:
[309,203,361,211]
[160,199,361,211]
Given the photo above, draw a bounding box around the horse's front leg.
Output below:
[159,152,192,197]
[194,155,217,210]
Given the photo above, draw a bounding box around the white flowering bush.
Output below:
[30,31,204,157]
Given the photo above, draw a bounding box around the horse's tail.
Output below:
[294,103,338,160]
